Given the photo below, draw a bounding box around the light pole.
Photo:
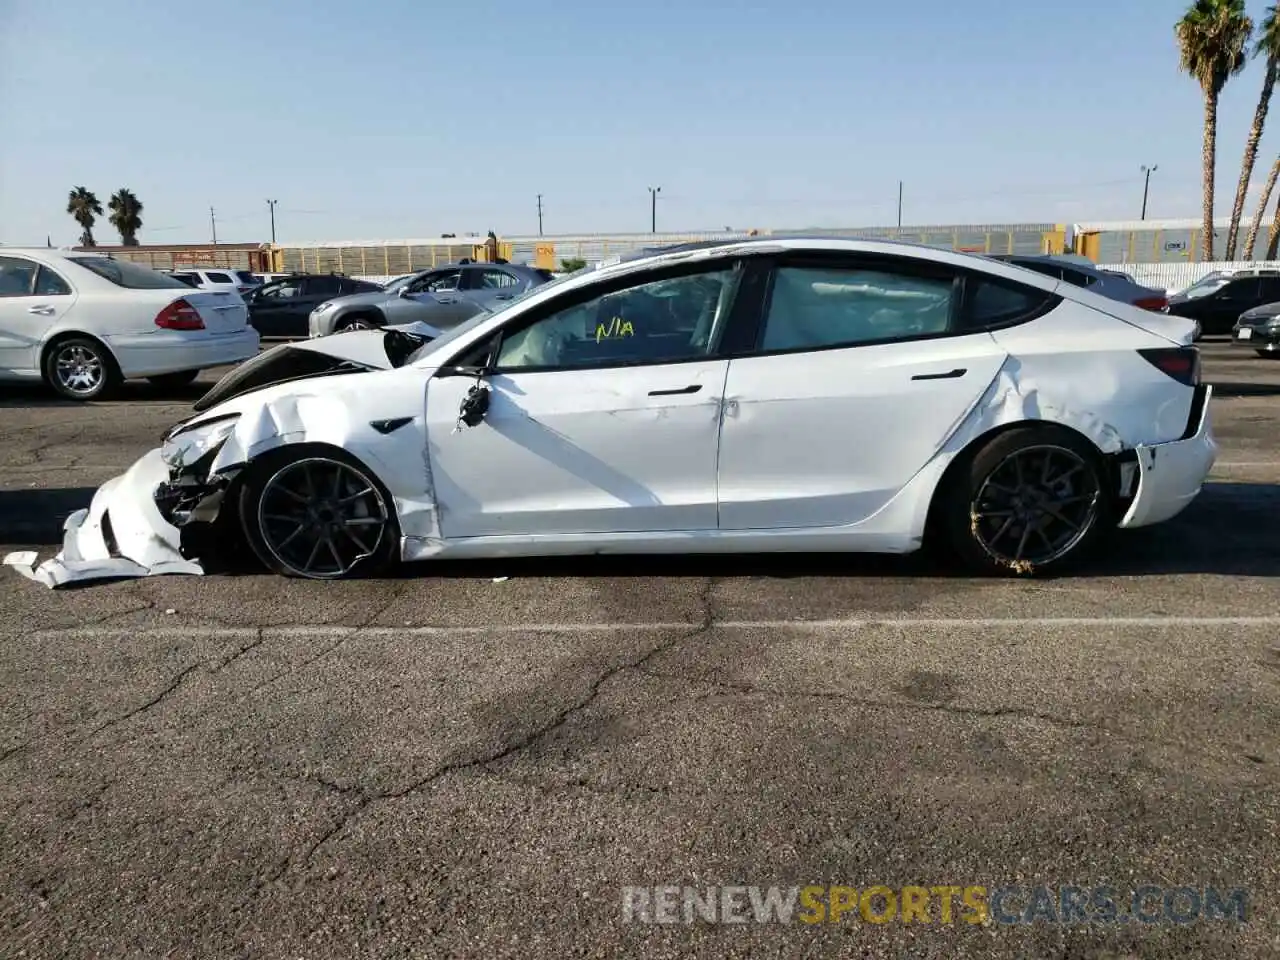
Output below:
[897,181,903,228]
[537,194,543,236]
[266,199,278,243]
[1140,165,1157,220]
[649,186,661,233]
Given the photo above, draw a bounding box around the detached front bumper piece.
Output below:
[3,448,204,588]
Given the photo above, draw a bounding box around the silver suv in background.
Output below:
[308,261,554,337]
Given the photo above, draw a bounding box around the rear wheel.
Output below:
[148,369,200,388]
[1255,349,1280,359]
[43,336,120,401]
[941,428,1111,577]
[237,447,399,579]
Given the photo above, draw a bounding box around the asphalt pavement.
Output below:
[1,341,1278,958]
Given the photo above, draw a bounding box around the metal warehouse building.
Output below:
[1072,217,1280,263]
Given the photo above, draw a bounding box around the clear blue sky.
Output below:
[0,0,1274,244]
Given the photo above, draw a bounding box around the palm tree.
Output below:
[1176,0,1253,261]
[66,186,103,247]
[1244,151,1280,259]
[1227,6,1280,259]
[108,189,144,246]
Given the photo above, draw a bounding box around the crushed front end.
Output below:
[4,416,245,588]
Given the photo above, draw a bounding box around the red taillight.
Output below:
[155,298,205,331]
[1133,295,1168,311]
[1138,346,1199,386]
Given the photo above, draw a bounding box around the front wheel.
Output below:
[941,428,1112,577]
[1255,349,1280,359]
[237,447,399,579]
[337,315,380,332]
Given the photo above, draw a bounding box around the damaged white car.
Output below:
[5,237,1216,586]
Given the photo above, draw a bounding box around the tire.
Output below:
[236,445,399,580]
[43,336,120,401]
[148,369,200,388]
[940,427,1113,578]
[1255,349,1280,359]
[336,314,380,332]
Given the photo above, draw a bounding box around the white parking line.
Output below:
[25,615,1280,640]
[1213,462,1280,468]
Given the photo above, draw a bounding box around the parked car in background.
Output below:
[167,267,259,297]
[243,273,383,338]
[1231,300,1280,357]
[308,262,553,337]
[1165,268,1280,336]
[0,249,258,400]
[990,254,1168,310]
[10,236,1215,587]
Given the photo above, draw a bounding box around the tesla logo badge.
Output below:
[371,417,413,434]
[596,316,634,342]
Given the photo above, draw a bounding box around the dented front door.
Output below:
[424,362,730,537]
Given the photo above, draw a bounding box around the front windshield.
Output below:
[383,274,414,292]
[1180,274,1230,299]
[404,266,594,365]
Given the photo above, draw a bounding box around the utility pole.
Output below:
[536,194,543,236]
[266,199,278,243]
[649,185,661,233]
[210,207,217,244]
[1140,165,1157,220]
[897,181,903,228]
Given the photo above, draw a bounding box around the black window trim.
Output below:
[726,251,1063,361]
[439,254,759,376]
[434,250,1063,376]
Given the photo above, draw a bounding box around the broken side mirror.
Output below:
[455,382,490,429]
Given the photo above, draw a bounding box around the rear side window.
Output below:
[70,257,189,289]
[235,271,258,284]
[760,265,956,351]
[206,272,232,284]
[962,275,1060,330]
[34,266,72,296]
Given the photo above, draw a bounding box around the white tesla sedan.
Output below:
[5,237,1215,587]
[0,250,259,400]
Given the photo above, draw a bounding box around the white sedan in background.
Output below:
[0,250,259,400]
[6,237,1215,586]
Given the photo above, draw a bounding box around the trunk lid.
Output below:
[180,290,249,334]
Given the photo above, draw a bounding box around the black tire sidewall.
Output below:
[944,427,1113,577]
[237,445,400,579]
[43,337,119,401]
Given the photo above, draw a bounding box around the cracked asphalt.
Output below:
[2,341,1279,958]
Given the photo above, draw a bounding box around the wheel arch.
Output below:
[332,305,386,329]
[39,329,123,375]
[921,418,1117,549]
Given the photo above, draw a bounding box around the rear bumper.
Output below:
[106,329,260,377]
[3,448,202,587]
[1117,385,1216,529]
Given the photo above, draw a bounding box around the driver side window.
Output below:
[260,280,302,300]
[492,266,736,371]
[412,270,461,294]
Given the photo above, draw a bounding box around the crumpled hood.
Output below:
[192,324,440,413]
